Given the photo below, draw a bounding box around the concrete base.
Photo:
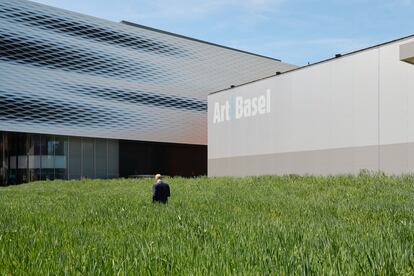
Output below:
[209,143,414,176]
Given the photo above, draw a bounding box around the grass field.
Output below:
[1,174,414,274]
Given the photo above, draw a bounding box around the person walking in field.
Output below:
[152,174,170,204]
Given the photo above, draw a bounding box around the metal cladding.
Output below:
[0,0,296,145]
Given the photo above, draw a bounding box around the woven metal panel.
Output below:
[0,0,296,145]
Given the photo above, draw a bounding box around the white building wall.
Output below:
[208,36,414,176]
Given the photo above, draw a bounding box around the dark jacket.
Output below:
[152,181,171,203]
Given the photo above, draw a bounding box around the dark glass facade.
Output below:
[119,140,207,178]
[0,131,207,185]
[0,131,119,185]
[0,132,7,184]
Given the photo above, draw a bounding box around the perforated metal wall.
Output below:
[0,0,296,145]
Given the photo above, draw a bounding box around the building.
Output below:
[208,36,414,176]
[0,0,296,185]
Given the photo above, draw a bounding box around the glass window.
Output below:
[68,136,81,179]
[54,136,67,180]
[0,132,4,185]
[40,135,55,180]
[15,133,28,183]
[0,132,9,185]
[28,134,41,182]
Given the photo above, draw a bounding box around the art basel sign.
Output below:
[213,89,271,124]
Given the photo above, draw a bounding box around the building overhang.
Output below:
[400,41,414,64]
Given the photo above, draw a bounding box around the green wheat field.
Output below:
[1,174,414,274]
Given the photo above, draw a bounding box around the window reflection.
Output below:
[28,134,41,181]
[8,133,28,184]
[1,132,118,184]
[40,135,54,180]
[54,136,67,179]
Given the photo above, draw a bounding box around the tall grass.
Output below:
[1,174,414,274]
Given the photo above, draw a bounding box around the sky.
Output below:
[32,0,414,66]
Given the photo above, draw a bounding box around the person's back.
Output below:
[152,174,170,204]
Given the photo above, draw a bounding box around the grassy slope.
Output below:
[0,175,414,274]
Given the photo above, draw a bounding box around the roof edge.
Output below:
[120,20,282,62]
[23,0,283,63]
[208,33,414,96]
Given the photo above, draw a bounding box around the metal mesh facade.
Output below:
[0,0,296,145]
